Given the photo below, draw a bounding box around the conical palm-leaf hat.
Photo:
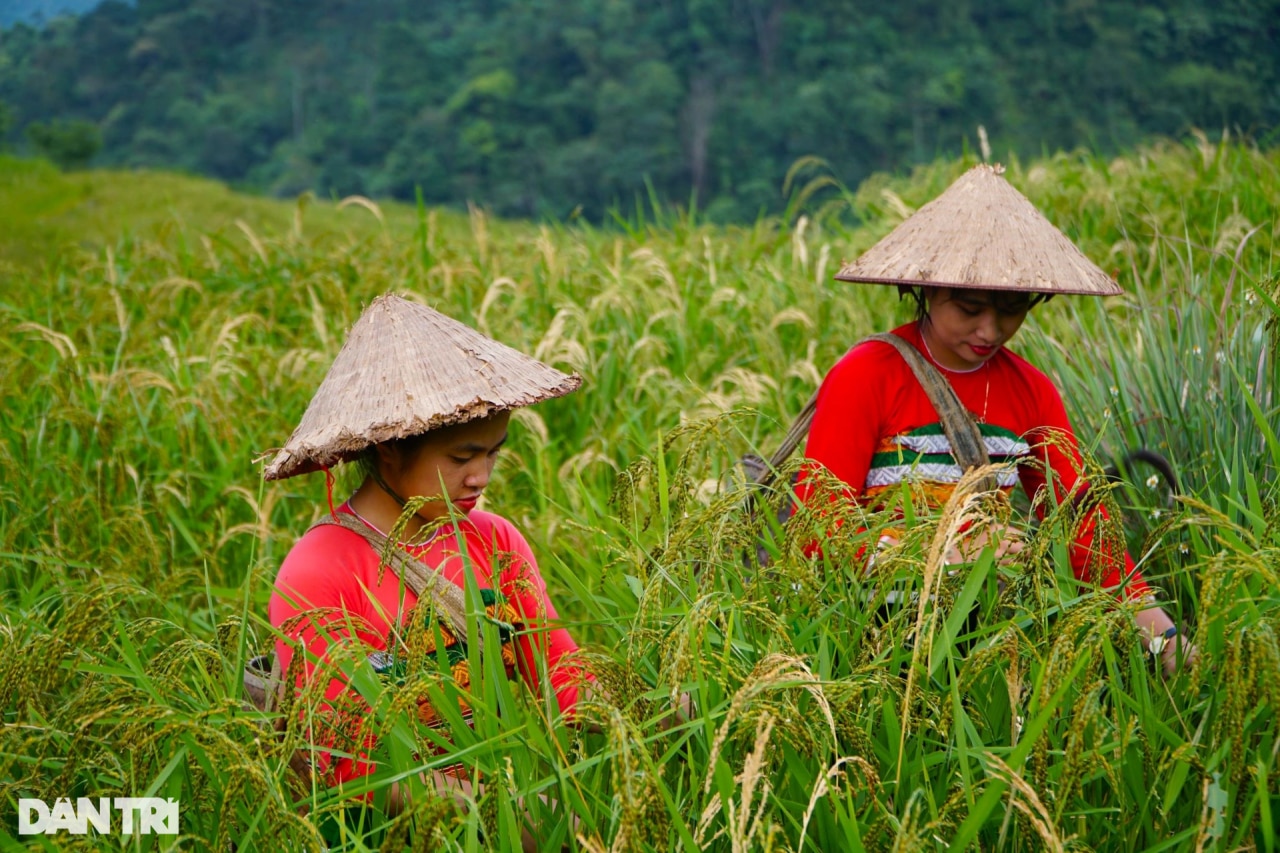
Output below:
[834,164,1121,296]
[263,293,581,480]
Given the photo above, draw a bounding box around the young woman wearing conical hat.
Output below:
[263,293,588,813]
[798,164,1195,675]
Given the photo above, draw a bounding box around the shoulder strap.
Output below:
[310,513,476,649]
[864,333,993,481]
[245,515,481,716]
[756,332,995,491]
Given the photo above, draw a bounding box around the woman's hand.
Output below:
[1158,633,1199,677]
[868,525,1024,569]
[943,523,1025,566]
[1134,603,1198,677]
[655,691,693,733]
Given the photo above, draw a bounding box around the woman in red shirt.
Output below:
[262,293,589,804]
[799,165,1194,674]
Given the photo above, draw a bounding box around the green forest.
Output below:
[2,0,1277,221]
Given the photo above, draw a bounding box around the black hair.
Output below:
[898,285,929,322]
[898,285,1053,322]
[356,431,435,482]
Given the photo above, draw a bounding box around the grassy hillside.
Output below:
[1,140,1278,850]
[0,155,429,271]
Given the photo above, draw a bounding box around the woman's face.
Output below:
[376,411,511,524]
[921,288,1032,371]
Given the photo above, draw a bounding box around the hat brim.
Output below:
[833,272,1121,296]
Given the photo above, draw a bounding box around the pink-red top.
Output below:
[269,503,586,786]
[798,322,1150,598]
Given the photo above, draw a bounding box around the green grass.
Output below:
[1,138,1278,850]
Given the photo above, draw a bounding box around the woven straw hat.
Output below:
[834,164,1120,296]
[263,294,581,480]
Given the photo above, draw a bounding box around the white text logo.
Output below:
[18,798,179,835]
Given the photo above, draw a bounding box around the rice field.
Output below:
[1,136,1279,851]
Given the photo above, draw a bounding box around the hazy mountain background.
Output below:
[2,0,1277,221]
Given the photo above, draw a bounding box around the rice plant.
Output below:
[1,138,1278,850]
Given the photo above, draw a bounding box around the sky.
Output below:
[1,0,118,28]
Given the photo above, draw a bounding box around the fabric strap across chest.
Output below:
[758,332,995,491]
[308,513,476,652]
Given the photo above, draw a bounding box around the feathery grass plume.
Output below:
[1217,617,1253,785]
[886,789,934,852]
[796,753,879,851]
[756,460,881,573]
[695,712,780,852]
[565,649,658,727]
[985,754,1068,852]
[596,704,666,850]
[957,627,1025,735]
[701,654,837,796]
[823,669,899,759]
[1026,599,1128,793]
[611,455,658,539]
[657,594,784,706]
[610,411,753,561]
[1047,677,1110,820]
[271,608,386,781]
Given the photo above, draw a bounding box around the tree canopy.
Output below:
[1,0,1276,221]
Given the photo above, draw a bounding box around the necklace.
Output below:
[918,324,983,374]
[347,503,385,535]
[918,322,992,423]
[980,365,991,423]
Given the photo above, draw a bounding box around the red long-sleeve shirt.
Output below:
[269,503,586,787]
[797,322,1149,598]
